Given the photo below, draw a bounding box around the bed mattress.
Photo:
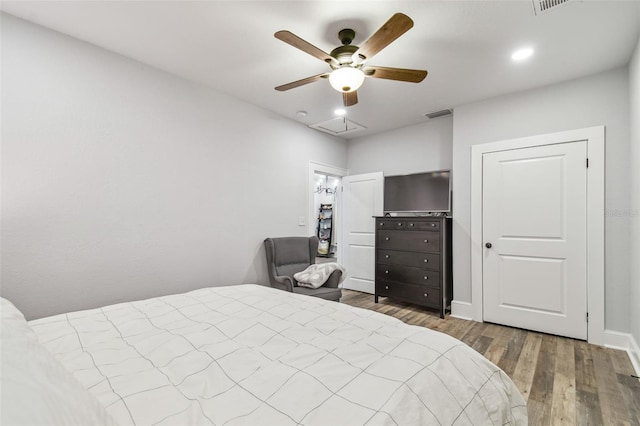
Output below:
[30,284,527,425]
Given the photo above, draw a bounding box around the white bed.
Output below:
[5,284,527,425]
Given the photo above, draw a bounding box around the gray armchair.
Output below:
[264,236,342,302]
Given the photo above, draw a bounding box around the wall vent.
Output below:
[424,109,452,120]
[532,0,571,15]
[309,117,366,136]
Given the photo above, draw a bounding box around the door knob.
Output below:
[485,242,492,248]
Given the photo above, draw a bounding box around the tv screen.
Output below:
[384,170,451,214]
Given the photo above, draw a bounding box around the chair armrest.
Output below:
[271,275,294,292]
[323,270,342,289]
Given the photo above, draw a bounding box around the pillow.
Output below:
[0,297,119,426]
[294,262,347,289]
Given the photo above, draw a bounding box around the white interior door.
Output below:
[340,172,383,293]
[482,141,588,339]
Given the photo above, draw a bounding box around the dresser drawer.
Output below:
[405,220,440,231]
[377,219,441,231]
[376,281,441,307]
[377,265,440,287]
[377,250,440,269]
[376,219,406,230]
[377,230,440,252]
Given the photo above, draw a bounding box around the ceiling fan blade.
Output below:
[275,73,329,91]
[275,30,338,66]
[343,91,358,107]
[364,66,428,83]
[353,13,414,62]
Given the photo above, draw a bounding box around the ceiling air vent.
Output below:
[309,117,366,136]
[532,0,571,15]
[424,109,452,120]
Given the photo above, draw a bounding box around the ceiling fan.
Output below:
[274,13,428,107]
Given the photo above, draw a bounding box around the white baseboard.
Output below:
[603,330,640,376]
[603,330,631,350]
[450,300,474,321]
[629,334,640,376]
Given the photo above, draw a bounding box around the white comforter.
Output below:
[30,284,527,425]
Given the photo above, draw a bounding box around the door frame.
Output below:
[470,126,604,345]
[308,161,348,256]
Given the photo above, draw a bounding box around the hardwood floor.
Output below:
[340,290,640,425]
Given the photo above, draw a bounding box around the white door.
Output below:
[340,172,383,293]
[482,141,588,339]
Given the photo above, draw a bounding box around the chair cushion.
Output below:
[293,286,342,301]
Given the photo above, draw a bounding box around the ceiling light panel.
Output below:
[511,47,534,61]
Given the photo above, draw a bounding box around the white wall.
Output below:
[0,14,347,320]
[629,35,640,360]
[452,67,631,333]
[347,117,453,176]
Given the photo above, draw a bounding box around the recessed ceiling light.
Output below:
[511,47,534,61]
[334,108,347,116]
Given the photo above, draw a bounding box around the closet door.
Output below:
[482,141,588,339]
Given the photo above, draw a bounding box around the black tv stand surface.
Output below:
[384,211,449,217]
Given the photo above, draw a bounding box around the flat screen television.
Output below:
[384,170,451,214]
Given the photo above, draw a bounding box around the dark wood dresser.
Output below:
[374,216,452,318]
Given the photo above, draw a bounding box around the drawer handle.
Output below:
[424,276,429,280]
[424,239,429,243]
[385,255,390,259]
[424,293,429,298]
[385,237,390,241]
[409,223,414,227]
[397,222,403,226]
[431,224,436,227]
[385,285,389,290]
[385,270,389,274]
[380,222,384,226]
[424,259,429,263]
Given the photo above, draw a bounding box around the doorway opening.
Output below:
[314,173,340,262]
[308,162,347,264]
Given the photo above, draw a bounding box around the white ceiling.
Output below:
[2,1,640,139]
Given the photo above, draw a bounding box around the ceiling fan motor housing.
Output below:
[330,45,359,67]
[329,29,360,68]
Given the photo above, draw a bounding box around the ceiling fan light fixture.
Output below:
[329,67,365,93]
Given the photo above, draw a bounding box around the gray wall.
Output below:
[451,67,631,333]
[629,36,640,352]
[1,14,347,320]
[347,117,453,176]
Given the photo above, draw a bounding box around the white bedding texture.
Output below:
[0,298,118,426]
[21,284,526,425]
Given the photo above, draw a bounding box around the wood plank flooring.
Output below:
[340,290,640,425]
